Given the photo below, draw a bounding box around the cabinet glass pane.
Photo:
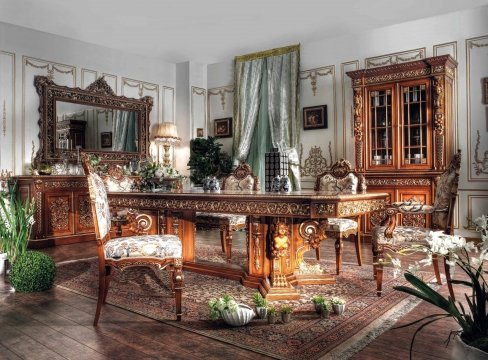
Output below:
[402,85,427,165]
[369,90,392,166]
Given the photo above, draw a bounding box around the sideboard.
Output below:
[16,176,159,248]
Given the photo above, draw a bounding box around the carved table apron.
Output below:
[108,189,387,300]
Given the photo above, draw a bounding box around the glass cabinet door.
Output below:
[400,82,430,168]
[368,88,393,168]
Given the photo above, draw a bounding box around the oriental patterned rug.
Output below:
[55,245,432,360]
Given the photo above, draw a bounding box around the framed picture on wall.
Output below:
[483,77,488,104]
[101,131,112,148]
[214,117,232,138]
[303,105,327,130]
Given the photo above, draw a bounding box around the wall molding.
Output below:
[122,77,160,123]
[365,47,426,68]
[0,50,15,172]
[340,60,359,159]
[191,86,207,138]
[208,85,233,111]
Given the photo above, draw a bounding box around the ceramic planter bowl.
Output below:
[220,304,254,326]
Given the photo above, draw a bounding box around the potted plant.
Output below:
[319,299,333,319]
[187,137,233,186]
[208,294,254,326]
[391,215,488,359]
[331,296,346,315]
[267,305,278,324]
[280,304,293,323]
[252,292,268,319]
[311,295,325,314]
[0,190,35,267]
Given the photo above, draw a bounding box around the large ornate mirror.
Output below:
[33,76,152,166]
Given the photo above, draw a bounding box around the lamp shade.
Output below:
[155,122,180,145]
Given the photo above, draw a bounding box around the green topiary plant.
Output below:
[9,251,56,292]
[187,137,233,185]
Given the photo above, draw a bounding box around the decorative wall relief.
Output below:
[191,86,207,139]
[208,86,233,110]
[299,143,333,177]
[122,77,160,126]
[365,48,426,68]
[0,51,15,172]
[341,60,359,159]
[300,67,333,96]
[473,130,488,175]
[466,35,488,182]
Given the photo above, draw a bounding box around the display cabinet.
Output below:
[347,55,457,233]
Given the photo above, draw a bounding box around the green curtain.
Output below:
[233,44,300,189]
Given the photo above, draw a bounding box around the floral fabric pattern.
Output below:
[318,173,358,194]
[326,218,358,232]
[224,175,255,191]
[104,234,182,259]
[87,172,112,239]
[373,225,431,247]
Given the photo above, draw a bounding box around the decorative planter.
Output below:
[0,253,7,276]
[320,305,330,319]
[314,303,322,314]
[452,333,488,360]
[268,314,278,324]
[255,306,268,319]
[281,313,292,323]
[220,304,254,326]
[333,304,346,315]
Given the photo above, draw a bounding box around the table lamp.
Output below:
[154,122,181,167]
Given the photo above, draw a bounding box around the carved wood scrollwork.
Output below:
[49,197,70,231]
[353,87,364,171]
[432,75,445,170]
[33,76,153,167]
[251,217,262,271]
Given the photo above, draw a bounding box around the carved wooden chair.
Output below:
[314,159,364,274]
[195,162,259,262]
[371,150,461,297]
[81,155,183,325]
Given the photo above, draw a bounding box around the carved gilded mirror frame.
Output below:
[33,75,153,166]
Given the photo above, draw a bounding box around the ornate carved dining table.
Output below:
[108,189,387,300]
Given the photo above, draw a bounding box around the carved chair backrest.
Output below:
[314,159,362,194]
[103,164,135,192]
[222,162,260,191]
[81,154,112,243]
[432,150,461,233]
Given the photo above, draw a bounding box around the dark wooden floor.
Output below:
[0,230,462,360]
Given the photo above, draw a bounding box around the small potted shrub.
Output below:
[252,292,268,319]
[267,306,278,324]
[9,251,56,292]
[319,299,333,319]
[311,295,325,314]
[208,294,254,326]
[331,296,346,315]
[280,304,293,323]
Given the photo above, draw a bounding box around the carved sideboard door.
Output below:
[17,176,95,247]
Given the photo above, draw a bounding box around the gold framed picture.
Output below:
[214,118,232,138]
[303,105,327,130]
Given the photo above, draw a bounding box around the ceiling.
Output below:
[1,0,487,64]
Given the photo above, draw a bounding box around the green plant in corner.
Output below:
[0,189,35,263]
[187,137,233,186]
[267,305,277,317]
[391,216,488,358]
[9,251,56,292]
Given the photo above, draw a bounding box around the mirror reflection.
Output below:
[55,101,139,152]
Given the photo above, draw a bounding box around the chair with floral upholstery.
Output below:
[314,159,365,274]
[371,149,461,297]
[81,154,183,326]
[195,162,259,263]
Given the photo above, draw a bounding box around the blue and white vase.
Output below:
[271,176,282,192]
[280,175,291,192]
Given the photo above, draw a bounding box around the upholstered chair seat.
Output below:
[195,162,259,262]
[371,150,461,298]
[81,154,184,326]
[314,159,365,274]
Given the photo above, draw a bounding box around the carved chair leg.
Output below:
[225,227,233,263]
[94,265,109,326]
[172,263,184,321]
[315,246,321,261]
[335,237,343,275]
[220,225,227,253]
[354,231,362,266]
[372,247,378,280]
[444,257,455,300]
[432,253,442,285]
[102,265,112,304]
[376,248,384,297]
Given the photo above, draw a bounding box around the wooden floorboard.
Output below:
[0,230,468,359]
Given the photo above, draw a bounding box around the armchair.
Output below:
[314,159,365,274]
[195,162,259,262]
[81,154,184,325]
[372,150,461,297]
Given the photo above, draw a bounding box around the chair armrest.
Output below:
[391,201,436,214]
